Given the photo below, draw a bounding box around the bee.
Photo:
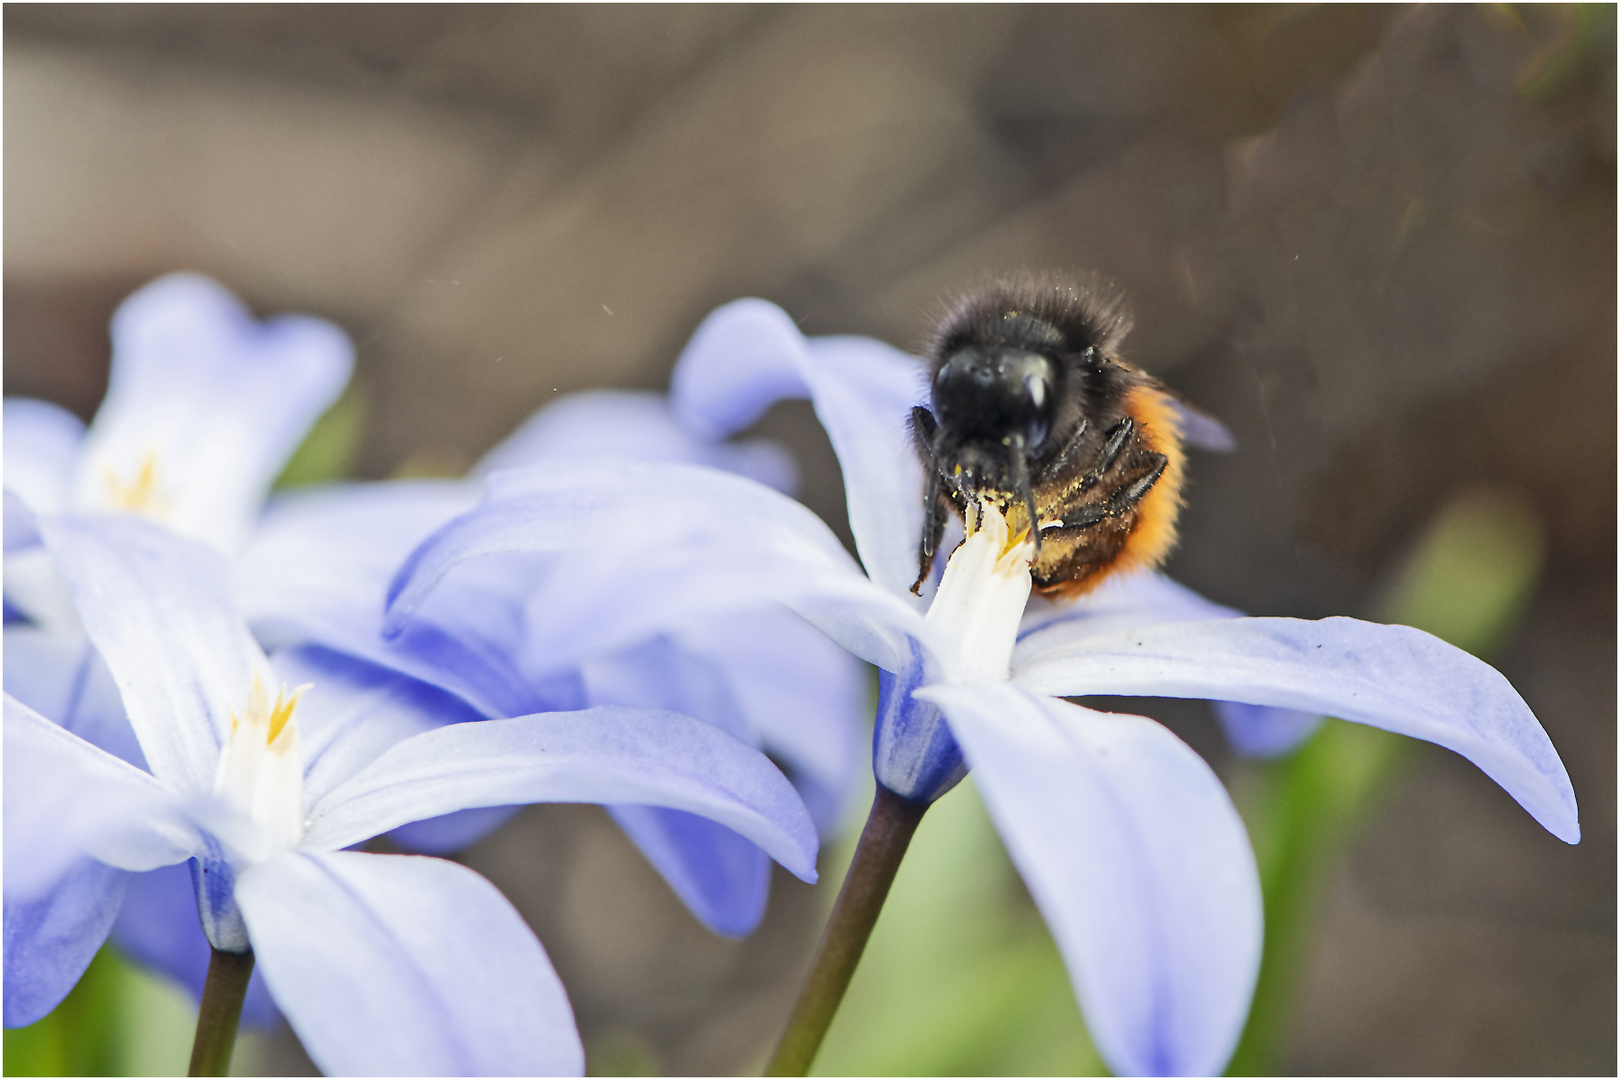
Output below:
[910,275,1212,600]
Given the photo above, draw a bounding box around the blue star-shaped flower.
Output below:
[389,298,1578,1076]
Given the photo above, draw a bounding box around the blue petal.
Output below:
[1014,616,1580,842]
[607,805,771,938]
[870,638,965,804]
[667,299,929,597]
[241,480,542,718]
[238,479,477,665]
[3,859,128,1027]
[110,862,278,1028]
[667,299,815,440]
[384,460,855,633]
[2,495,74,628]
[4,626,145,768]
[669,609,867,830]
[477,389,797,494]
[577,637,784,918]
[238,850,583,1076]
[270,646,482,809]
[1164,398,1236,452]
[388,806,522,855]
[1212,700,1323,758]
[5,695,199,900]
[383,461,930,682]
[1017,571,1247,642]
[304,707,819,883]
[577,636,751,741]
[74,273,352,553]
[3,397,84,517]
[922,682,1262,1077]
[1016,573,1323,758]
[800,335,931,599]
[4,490,44,556]
[40,514,262,795]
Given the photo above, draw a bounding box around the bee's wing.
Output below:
[1166,396,1235,452]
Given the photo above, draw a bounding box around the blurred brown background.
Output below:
[5,4,1614,1075]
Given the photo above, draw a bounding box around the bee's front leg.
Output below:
[910,407,952,595]
[1043,451,1167,533]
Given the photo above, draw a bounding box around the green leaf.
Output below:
[272,381,368,490]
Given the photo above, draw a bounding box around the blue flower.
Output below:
[2,275,828,1057]
[388,299,1579,1076]
[233,386,866,937]
[4,272,351,602]
[5,272,355,1022]
[4,270,353,773]
[4,513,817,1074]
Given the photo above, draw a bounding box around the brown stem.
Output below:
[188,947,254,1077]
[765,785,928,1076]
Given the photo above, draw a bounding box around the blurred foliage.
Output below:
[585,1027,662,1077]
[1378,487,1547,659]
[1227,485,1547,1075]
[1508,3,1618,107]
[811,776,1102,1076]
[4,946,124,1076]
[271,380,368,490]
[2,944,236,1077]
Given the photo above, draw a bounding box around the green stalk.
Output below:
[188,947,254,1077]
[766,785,929,1076]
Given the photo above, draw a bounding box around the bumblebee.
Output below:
[910,276,1201,600]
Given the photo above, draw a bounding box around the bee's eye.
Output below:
[933,347,1058,451]
[1022,372,1051,449]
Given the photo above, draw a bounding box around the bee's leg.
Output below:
[910,407,949,595]
[910,406,940,465]
[1077,417,1134,492]
[912,467,952,595]
[1051,452,1167,531]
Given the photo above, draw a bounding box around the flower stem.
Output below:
[188,947,254,1077]
[766,784,928,1076]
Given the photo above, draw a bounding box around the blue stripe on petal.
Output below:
[871,638,964,804]
[3,860,129,1028]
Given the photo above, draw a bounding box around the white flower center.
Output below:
[925,501,1035,681]
[213,672,308,853]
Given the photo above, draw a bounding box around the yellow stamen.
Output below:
[229,672,307,751]
[267,685,306,746]
[102,451,171,517]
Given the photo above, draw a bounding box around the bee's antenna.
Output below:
[1009,435,1041,558]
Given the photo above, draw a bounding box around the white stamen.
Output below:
[925,502,1035,682]
[213,671,308,853]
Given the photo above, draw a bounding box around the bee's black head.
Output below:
[931,343,1059,462]
[923,275,1129,475]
